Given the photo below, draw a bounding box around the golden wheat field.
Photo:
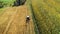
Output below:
[0,2,35,34]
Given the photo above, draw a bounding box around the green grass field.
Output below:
[0,0,15,8]
[29,0,60,34]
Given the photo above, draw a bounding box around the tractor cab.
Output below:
[26,16,30,23]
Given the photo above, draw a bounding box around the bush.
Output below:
[13,0,26,6]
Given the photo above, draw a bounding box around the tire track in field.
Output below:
[3,7,18,34]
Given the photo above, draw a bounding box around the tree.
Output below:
[0,1,3,8]
[13,0,26,6]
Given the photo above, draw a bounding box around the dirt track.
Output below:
[0,5,35,34]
